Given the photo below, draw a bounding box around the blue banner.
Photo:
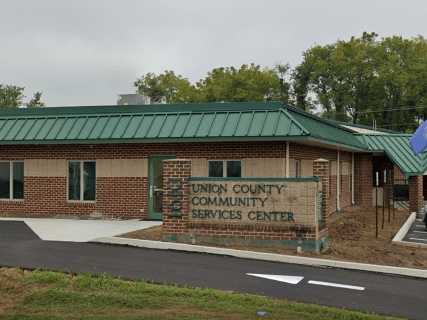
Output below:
[410,121,427,155]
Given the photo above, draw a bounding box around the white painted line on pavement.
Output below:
[246,273,304,284]
[409,237,427,242]
[413,230,427,234]
[308,280,365,291]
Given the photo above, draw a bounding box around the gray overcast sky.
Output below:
[1,0,425,107]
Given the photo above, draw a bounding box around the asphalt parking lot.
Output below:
[403,218,427,244]
[1,220,427,319]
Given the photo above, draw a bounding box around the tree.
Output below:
[27,91,45,107]
[196,64,285,103]
[293,32,427,131]
[374,35,427,131]
[0,84,45,108]
[134,71,199,103]
[134,64,294,105]
[133,33,427,132]
[0,85,25,108]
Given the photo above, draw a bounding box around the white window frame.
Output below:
[67,160,96,202]
[208,160,242,178]
[295,159,301,177]
[0,160,24,201]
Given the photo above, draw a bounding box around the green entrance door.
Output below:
[148,155,175,220]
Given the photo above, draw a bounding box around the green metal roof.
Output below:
[0,102,370,150]
[0,101,425,176]
[356,134,427,176]
[0,102,308,144]
[284,106,367,150]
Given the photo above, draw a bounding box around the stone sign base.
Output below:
[163,233,329,253]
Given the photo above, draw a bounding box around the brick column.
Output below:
[355,154,373,208]
[409,175,424,213]
[161,159,191,239]
[313,159,330,228]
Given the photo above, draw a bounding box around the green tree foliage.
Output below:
[27,91,45,107]
[0,84,25,107]
[0,84,45,108]
[196,64,288,103]
[134,71,199,103]
[135,64,292,105]
[294,32,427,131]
[134,33,427,132]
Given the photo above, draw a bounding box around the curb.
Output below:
[392,212,416,242]
[93,236,427,279]
[392,212,427,249]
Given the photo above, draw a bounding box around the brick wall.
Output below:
[313,159,330,228]
[162,159,191,235]
[0,141,358,219]
[393,166,407,183]
[0,176,147,219]
[354,154,373,208]
[409,176,424,212]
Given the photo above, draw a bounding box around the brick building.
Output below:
[0,102,424,249]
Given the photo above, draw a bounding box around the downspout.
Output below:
[286,141,290,177]
[337,150,341,211]
[351,152,355,205]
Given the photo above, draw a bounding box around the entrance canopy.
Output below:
[356,134,427,177]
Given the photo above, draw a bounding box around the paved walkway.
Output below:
[403,216,427,245]
[0,217,161,242]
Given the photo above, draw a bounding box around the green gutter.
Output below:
[0,135,368,152]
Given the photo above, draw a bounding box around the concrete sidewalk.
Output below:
[403,218,427,245]
[0,217,161,242]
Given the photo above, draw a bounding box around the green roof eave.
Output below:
[282,106,368,150]
[302,136,369,152]
[355,134,427,177]
[0,136,314,145]
[0,135,372,153]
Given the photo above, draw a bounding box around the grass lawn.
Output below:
[0,268,400,320]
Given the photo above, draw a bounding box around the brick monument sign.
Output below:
[162,159,330,252]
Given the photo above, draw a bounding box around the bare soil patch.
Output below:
[122,207,427,269]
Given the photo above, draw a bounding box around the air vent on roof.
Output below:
[117,94,166,106]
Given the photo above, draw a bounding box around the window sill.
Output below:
[66,200,96,205]
[0,198,24,203]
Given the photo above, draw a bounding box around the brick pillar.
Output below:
[409,175,424,213]
[355,154,373,208]
[313,159,330,228]
[161,159,191,238]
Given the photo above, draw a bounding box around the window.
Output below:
[68,161,96,201]
[227,160,241,177]
[208,160,241,178]
[208,161,223,177]
[0,161,24,200]
[295,159,301,177]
